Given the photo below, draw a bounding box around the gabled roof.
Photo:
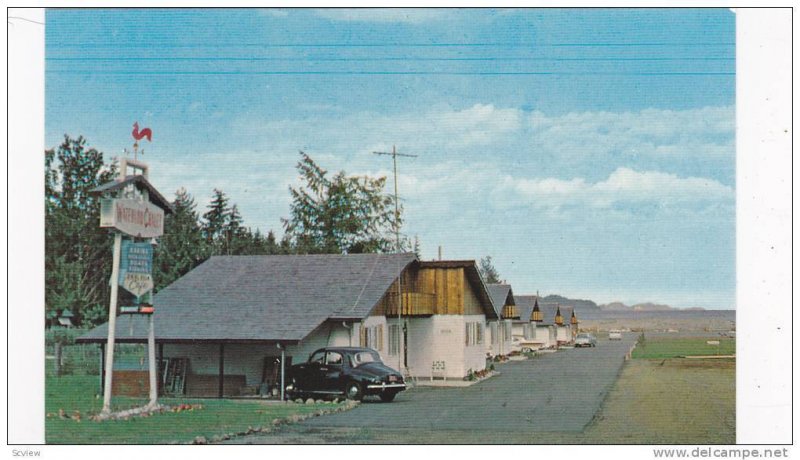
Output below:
[417,260,498,319]
[487,283,514,318]
[77,253,417,344]
[514,295,539,323]
[91,175,173,213]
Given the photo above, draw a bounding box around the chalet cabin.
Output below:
[374,260,498,380]
[77,253,417,398]
[486,284,517,357]
[514,297,558,349]
[554,306,577,345]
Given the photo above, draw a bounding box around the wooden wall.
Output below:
[380,267,488,316]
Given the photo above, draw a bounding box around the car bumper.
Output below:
[365,383,406,392]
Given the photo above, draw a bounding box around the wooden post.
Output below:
[157,342,164,395]
[102,232,123,415]
[54,342,62,377]
[280,345,285,402]
[218,343,225,398]
[147,313,157,407]
[99,342,105,394]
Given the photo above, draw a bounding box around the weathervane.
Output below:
[131,122,153,161]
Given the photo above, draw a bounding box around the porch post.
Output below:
[280,344,285,402]
[157,342,164,396]
[218,343,225,398]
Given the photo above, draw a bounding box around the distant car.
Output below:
[609,330,623,340]
[574,333,597,347]
[285,347,406,402]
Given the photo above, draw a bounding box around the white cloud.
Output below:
[232,103,523,151]
[528,106,735,159]
[314,8,445,24]
[497,167,734,211]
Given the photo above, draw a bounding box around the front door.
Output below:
[320,350,345,394]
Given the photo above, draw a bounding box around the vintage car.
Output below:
[574,333,598,347]
[285,347,406,402]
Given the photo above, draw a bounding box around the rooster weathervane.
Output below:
[131,122,153,161]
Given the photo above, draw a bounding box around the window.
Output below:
[465,322,483,346]
[326,351,343,366]
[388,324,400,355]
[360,324,384,351]
[309,350,325,364]
[503,321,512,339]
[491,322,499,344]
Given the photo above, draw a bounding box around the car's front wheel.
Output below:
[345,381,363,401]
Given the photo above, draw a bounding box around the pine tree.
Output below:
[45,135,117,326]
[282,151,399,254]
[153,188,208,290]
[478,256,501,284]
[202,188,229,254]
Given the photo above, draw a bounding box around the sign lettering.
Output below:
[100,198,164,238]
[119,240,154,297]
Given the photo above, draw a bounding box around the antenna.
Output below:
[372,145,417,373]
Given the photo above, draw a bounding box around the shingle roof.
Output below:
[487,284,514,318]
[90,175,173,213]
[77,253,417,344]
[514,295,539,323]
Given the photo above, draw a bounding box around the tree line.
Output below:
[45,136,409,327]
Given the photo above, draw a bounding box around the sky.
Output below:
[44,8,736,309]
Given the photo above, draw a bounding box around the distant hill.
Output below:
[541,295,601,313]
[598,301,705,312]
[535,294,706,313]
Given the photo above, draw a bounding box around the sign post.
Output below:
[96,123,168,416]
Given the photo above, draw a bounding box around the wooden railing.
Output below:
[502,305,520,319]
[383,292,438,316]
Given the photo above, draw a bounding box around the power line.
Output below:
[45,56,735,62]
[45,70,735,76]
[45,42,737,48]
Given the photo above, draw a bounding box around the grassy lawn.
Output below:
[46,374,332,444]
[632,336,735,359]
[578,358,736,444]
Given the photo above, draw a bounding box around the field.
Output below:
[632,336,735,359]
[45,374,333,444]
[577,358,735,444]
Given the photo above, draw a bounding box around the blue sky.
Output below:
[45,8,736,309]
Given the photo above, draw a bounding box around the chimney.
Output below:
[438,245,442,261]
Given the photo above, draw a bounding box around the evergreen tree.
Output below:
[282,151,399,254]
[202,188,229,254]
[44,135,117,326]
[478,256,501,284]
[153,188,208,290]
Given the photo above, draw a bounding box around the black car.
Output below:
[285,347,406,402]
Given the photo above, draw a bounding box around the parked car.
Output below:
[285,347,406,402]
[608,330,623,340]
[574,333,597,347]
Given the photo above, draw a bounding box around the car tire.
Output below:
[379,391,397,403]
[345,381,364,401]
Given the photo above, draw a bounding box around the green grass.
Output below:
[46,374,333,444]
[632,337,736,359]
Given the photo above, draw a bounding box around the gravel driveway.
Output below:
[297,333,638,433]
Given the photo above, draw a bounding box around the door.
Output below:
[320,350,345,393]
[298,349,326,393]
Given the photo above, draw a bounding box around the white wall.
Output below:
[405,315,487,379]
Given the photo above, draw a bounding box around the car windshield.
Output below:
[577,334,591,339]
[351,351,382,367]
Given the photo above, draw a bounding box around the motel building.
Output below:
[77,254,497,398]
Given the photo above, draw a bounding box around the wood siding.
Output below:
[380,266,486,316]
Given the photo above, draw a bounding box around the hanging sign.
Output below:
[118,240,154,297]
[100,198,164,238]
